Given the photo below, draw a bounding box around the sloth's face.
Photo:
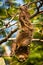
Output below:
[17,54,28,62]
[15,46,29,62]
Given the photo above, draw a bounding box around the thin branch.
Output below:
[23,0,43,19]
[0,27,18,44]
[32,39,43,42]
[30,10,43,19]
[0,13,19,31]
[7,38,43,42]
[0,37,43,45]
[24,0,40,7]
[30,1,43,19]
[4,13,18,27]
[39,11,43,14]
[0,21,18,31]
[30,11,39,19]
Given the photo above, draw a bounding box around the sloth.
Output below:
[11,5,33,62]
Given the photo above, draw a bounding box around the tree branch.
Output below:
[0,13,19,31]
[0,27,18,44]
[30,3,43,19]
[0,21,18,31]
[24,0,40,7]
[24,0,43,19]
[4,13,18,27]
[30,11,43,19]
[7,38,43,42]
[32,39,43,42]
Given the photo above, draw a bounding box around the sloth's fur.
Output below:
[11,5,33,61]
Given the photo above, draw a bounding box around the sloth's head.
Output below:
[17,54,28,62]
[15,46,29,62]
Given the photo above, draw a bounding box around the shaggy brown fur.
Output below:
[11,5,33,61]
